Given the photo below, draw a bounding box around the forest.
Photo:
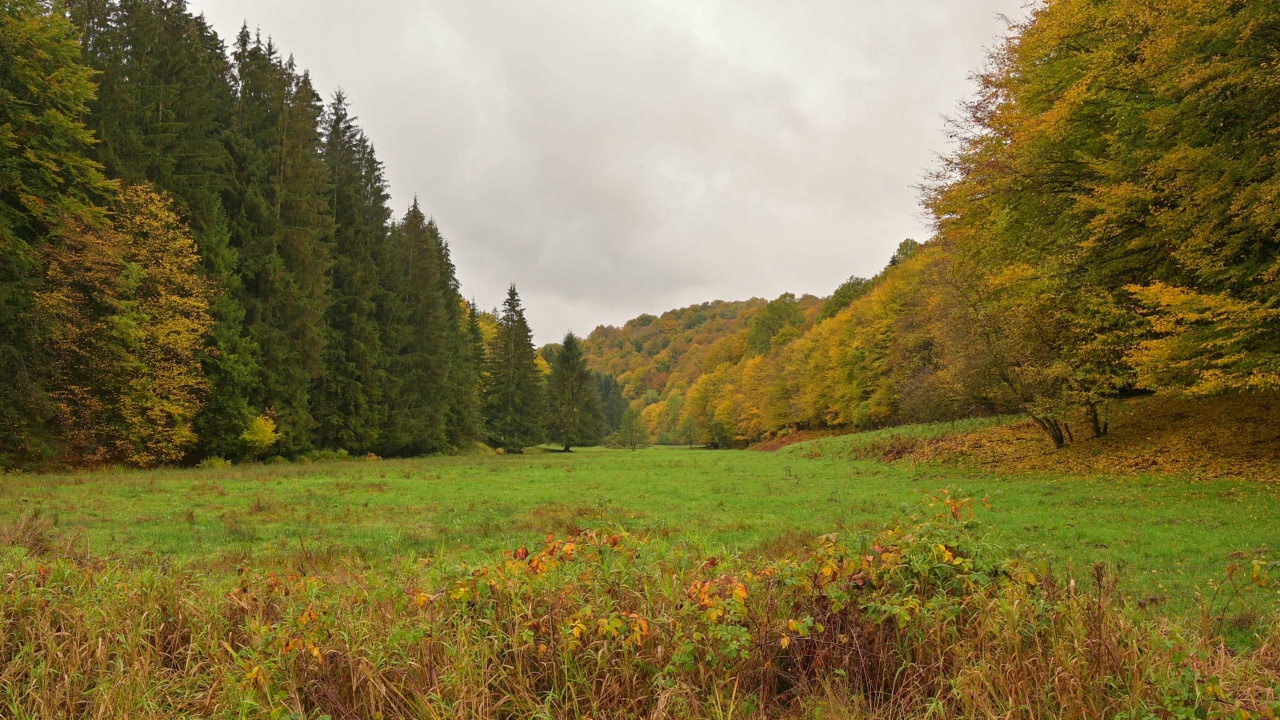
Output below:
[585,0,1280,452]
[4,1,1280,718]
[1,0,615,469]
[6,0,1280,469]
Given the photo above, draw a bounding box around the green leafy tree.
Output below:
[482,285,544,452]
[818,276,871,320]
[744,292,804,356]
[547,332,604,451]
[616,406,649,451]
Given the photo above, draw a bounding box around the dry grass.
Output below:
[1,500,1277,719]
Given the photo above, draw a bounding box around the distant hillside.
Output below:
[584,0,1280,454]
[583,293,832,445]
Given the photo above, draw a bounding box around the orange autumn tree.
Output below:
[38,184,212,466]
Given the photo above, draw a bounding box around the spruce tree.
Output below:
[381,201,453,455]
[62,1,259,462]
[547,333,604,451]
[451,300,487,446]
[314,92,390,453]
[227,30,333,457]
[482,285,544,452]
[595,373,628,435]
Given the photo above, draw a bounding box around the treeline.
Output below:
[586,0,1280,449]
[1,0,617,468]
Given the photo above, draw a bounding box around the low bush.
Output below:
[197,456,232,469]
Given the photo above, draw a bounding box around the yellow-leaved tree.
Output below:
[39,185,212,466]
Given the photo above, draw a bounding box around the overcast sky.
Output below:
[187,0,1028,341]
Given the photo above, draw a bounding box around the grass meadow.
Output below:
[3,429,1279,718]
[5,434,1277,611]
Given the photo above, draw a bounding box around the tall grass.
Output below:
[1,495,1277,719]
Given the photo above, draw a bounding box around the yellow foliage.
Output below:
[37,184,212,466]
[240,415,279,455]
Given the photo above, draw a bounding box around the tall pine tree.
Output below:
[381,201,455,455]
[314,92,390,453]
[228,29,333,457]
[546,332,604,451]
[482,285,544,452]
[64,0,260,461]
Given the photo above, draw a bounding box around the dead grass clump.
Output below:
[220,513,259,542]
[333,479,390,494]
[189,481,227,496]
[518,501,636,536]
[2,508,56,554]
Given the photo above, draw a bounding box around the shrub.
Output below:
[240,415,279,457]
[196,456,232,469]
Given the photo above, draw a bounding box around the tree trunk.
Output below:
[1086,401,1108,438]
[1029,414,1067,449]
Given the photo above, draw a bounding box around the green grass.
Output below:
[4,437,1277,617]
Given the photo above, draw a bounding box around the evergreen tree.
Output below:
[381,201,455,455]
[547,332,604,451]
[452,300,488,444]
[595,373,628,435]
[482,285,544,452]
[64,0,261,461]
[227,30,334,457]
[313,92,391,453]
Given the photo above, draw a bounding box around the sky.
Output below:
[187,0,1030,341]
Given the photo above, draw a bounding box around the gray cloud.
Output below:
[187,0,1028,340]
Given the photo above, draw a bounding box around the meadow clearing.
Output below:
[4,424,1280,718]
[5,421,1278,612]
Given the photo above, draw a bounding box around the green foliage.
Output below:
[595,372,628,435]
[381,203,472,456]
[616,406,650,450]
[744,292,805,356]
[482,285,545,452]
[0,0,112,466]
[818,275,872,320]
[546,332,604,450]
[0,2,487,469]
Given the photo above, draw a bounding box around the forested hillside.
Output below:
[585,0,1280,449]
[0,1,558,468]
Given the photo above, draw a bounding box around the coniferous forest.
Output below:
[1,0,578,469]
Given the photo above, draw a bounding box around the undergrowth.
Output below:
[2,493,1277,719]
